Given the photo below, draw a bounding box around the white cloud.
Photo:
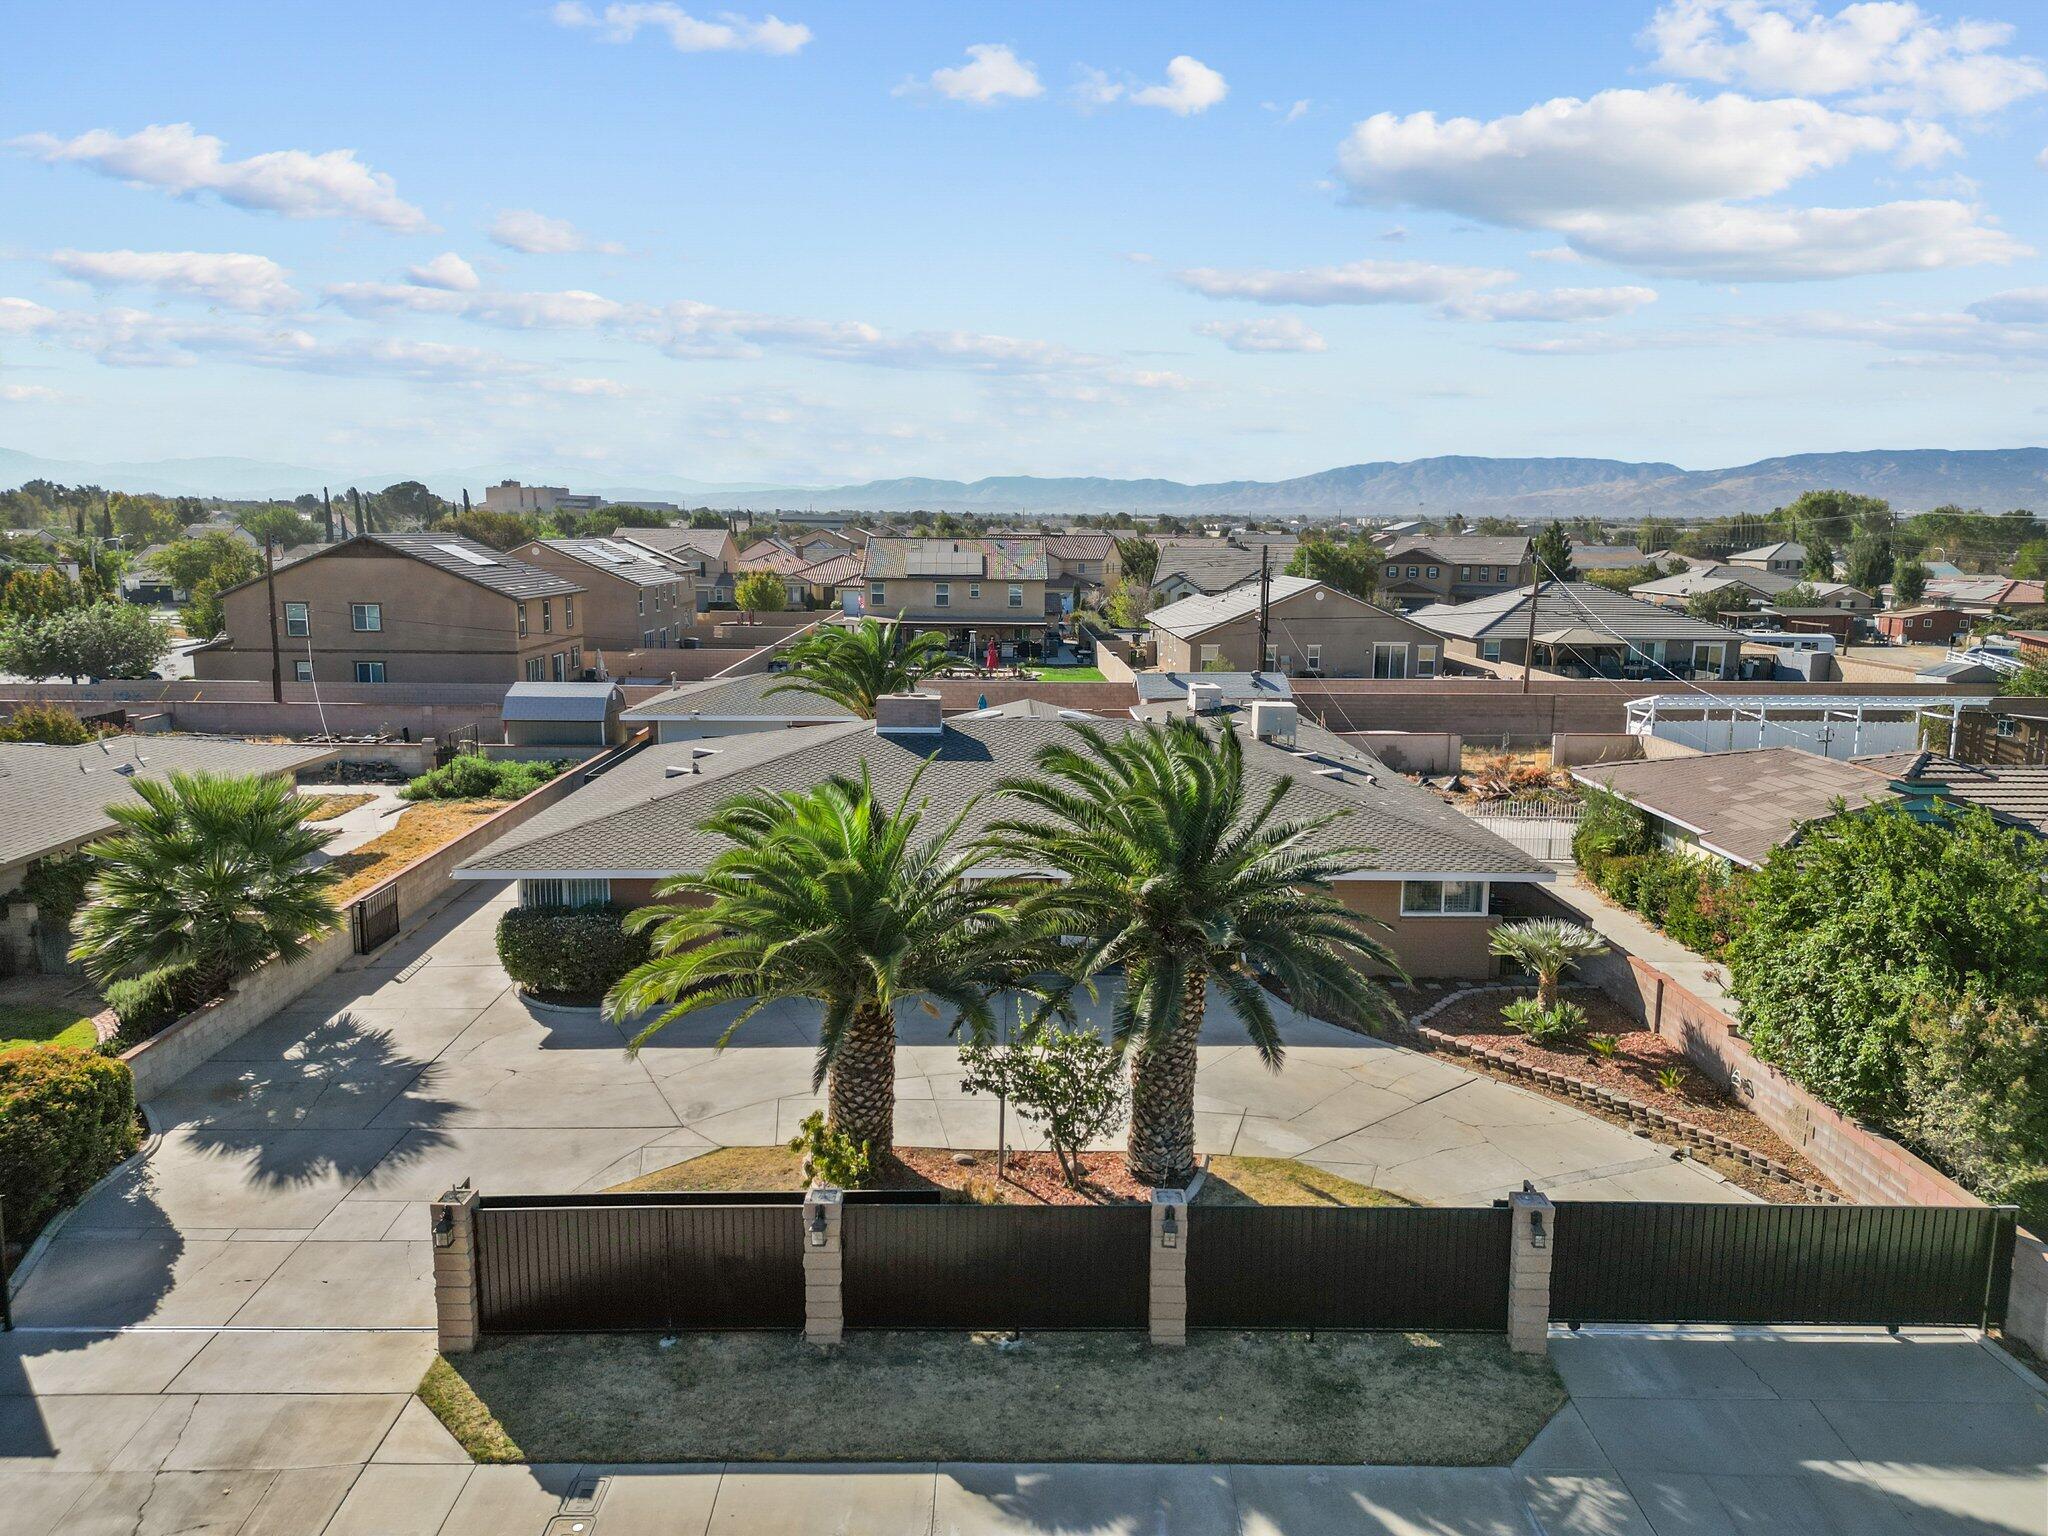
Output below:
[0,384,59,403]
[1333,85,2021,280]
[1073,56,1228,115]
[1967,286,2048,322]
[1748,303,2048,367]
[1644,0,2047,117]
[1263,99,1311,124]
[1196,317,1328,353]
[1177,258,1515,306]
[1443,285,1660,321]
[48,249,301,313]
[11,123,427,231]
[407,252,480,292]
[488,209,622,255]
[550,3,810,54]
[919,44,1043,105]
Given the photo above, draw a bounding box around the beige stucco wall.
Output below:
[869,576,1047,622]
[513,543,691,652]
[1153,593,1442,677]
[1338,881,1501,981]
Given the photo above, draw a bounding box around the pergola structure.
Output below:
[1624,693,1992,760]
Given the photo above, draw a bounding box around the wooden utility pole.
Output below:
[1520,568,1540,694]
[1256,546,1271,673]
[263,536,284,703]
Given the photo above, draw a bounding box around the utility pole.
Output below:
[322,487,334,543]
[1256,545,1271,673]
[263,536,284,704]
[1520,564,1540,694]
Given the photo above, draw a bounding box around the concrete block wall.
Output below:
[803,1187,844,1346]
[1149,1190,1187,1347]
[1508,1187,1554,1355]
[430,1185,480,1355]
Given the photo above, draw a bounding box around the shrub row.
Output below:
[496,904,651,1005]
[402,755,567,803]
[1585,850,1746,960]
[0,1045,138,1240]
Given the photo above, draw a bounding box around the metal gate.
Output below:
[1188,1207,1511,1330]
[1552,1202,2017,1328]
[474,1195,807,1332]
[843,1205,1151,1330]
[351,885,399,954]
[1465,793,1584,864]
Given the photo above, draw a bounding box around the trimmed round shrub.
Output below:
[0,1044,139,1240]
[104,962,203,1044]
[496,904,651,1005]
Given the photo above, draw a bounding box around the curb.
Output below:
[7,1099,165,1299]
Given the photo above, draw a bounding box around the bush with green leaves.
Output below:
[1729,802,2048,1125]
[958,1023,1131,1190]
[0,703,94,744]
[495,904,651,1003]
[1899,987,2048,1229]
[104,962,202,1043]
[1572,784,1652,878]
[20,853,95,922]
[1500,996,1589,1047]
[788,1109,873,1187]
[402,755,567,802]
[0,1044,138,1240]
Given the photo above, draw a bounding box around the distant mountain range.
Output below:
[4,444,2045,521]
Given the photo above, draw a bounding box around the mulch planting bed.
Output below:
[884,1147,1154,1205]
[1403,988,1837,1203]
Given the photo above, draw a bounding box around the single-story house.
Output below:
[621,671,857,741]
[456,695,1554,980]
[1147,576,1444,678]
[1879,605,1973,644]
[501,680,625,747]
[1410,582,1743,680]
[1728,542,1807,575]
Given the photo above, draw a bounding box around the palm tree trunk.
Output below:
[1126,968,1205,1188]
[826,1001,896,1156]
[1537,969,1558,1011]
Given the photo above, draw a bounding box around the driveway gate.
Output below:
[351,885,399,954]
[1551,1201,2017,1328]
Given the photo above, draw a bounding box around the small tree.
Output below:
[958,1024,1131,1191]
[1488,918,1609,1009]
[1892,560,1929,605]
[734,569,787,619]
[0,603,169,681]
[1530,524,1577,582]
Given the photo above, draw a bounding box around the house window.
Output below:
[1481,639,1502,662]
[638,592,646,616]
[1417,644,1438,678]
[520,877,611,910]
[525,657,544,681]
[518,603,528,638]
[354,661,385,683]
[1694,642,1725,674]
[570,646,582,672]
[541,599,553,633]
[1264,644,1279,671]
[1459,566,1471,582]
[350,602,381,632]
[1198,643,1222,668]
[1306,643,1323,673]
[1405,565,1419,579]
[1426,566,1439,580]
[1008,584,1023,608]
[1371,642,1407,679]
[969,583,981,600]
[551,652,566,681]
[565,596,574,628]
[283,601,309,637]
[935,582,951,608]
[293,659,313,683]
[1077,562,1089,574]
[870,581,886,607]
[1401,879,1486,917]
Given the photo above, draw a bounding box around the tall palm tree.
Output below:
[984,719,1400,1187]
[1487,919,1608,1009]
[69,771,341,1001]
[765,616,953,719]
[607,767,1049,1155]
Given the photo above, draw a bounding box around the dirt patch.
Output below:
[1413,989,1836,1201]
[299,791,376,822]
[432,1330,1565,1466]
[325,799,501,903]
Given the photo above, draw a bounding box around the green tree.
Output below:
[108,493,181,546]
[1728,802,2048,1123]
[0,704,93,744]
[1901,987,2048,1219]
[432,509,537,551]
[1846,534,1895,593]
[984,719,1398,1185]
[734,569,788,617]
[1530,524,1576,581]
[0,566,84,622]
[2013,539,2048,581]
[237,505,319,548]
[375,481,445,530]
[607,770,1047,1155]
[1892,559,1929,605]
[1803,538,1836,581]
[2002,658,2048,697]
[1685,584,1757,621]
[1487,919,1608,1010]
[958,1024,1131,1190]
[157,532,261,594]
[68,772,341,1005]
[766,616,952,718]
[1114,535,1159,591]
[1285,538,1384,602]
[0,603,169,681]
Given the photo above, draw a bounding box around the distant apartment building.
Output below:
[1378,536,1534,609]
[483,480,605,515]
[192,532,588,685]
[612,527,740,611]
[853,537,1050,656]
[510,538,695,652]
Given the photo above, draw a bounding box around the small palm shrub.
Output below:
[496,905,650,1004]
[1488,918,1609,1009]
[789,1110,872,1187]
[0,1044,138,1240]
[1501,996,1589,1047]
[1655,1066,1687,1096]
[1586,1033,1619,1058]
[402,755,566,802]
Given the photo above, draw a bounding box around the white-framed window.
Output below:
[1008,584,1023,608]
[1198,643,1222,668]
[1264,644,1279,670]
[565,596,574,627]
[1401,879,1487,917]
[969,582,981,599]
[1426,566,1439,580]
[1371,641,1406,679]
[1405,565,1419,579]
[1459,566,1471,581]
[350,602,381,632]
[518,603,528,638]
[934,581,951,608]
[525,657,544,681]
[354,661,386,683]
[551,651,566,681]
[1416,644,1438,678]
[1481,639,1503,662]
[1694,642,1725,674]
[520,877,611,909]
[283,601,309,637]
[1306,642,1323,673]
[292,659,314,683]
[570,645,582,672]
[870,580,886,607]
[541,599,553,633]
[638,592,646,616]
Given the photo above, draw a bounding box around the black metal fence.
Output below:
[843,1204,1151,1330]
[1551,1201,2017,1329]
[1188,1206,1511,1331]
[351,885,399,954]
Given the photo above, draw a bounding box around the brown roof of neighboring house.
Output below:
[798,552,864,587]
[215,532,582,602]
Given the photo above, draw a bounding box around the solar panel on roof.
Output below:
[436,542,498,567]
[905,549,984,577]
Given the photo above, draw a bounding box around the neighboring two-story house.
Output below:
[612,527,739,612]
[1042,532,1122,614]
[192,532,587,685]
[509,537,695,653]
[1378,536,1534,609]
[852,537,1050,657]
[1728,541,1808,575]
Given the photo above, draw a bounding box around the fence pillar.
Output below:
[430,1182,480,1355]
[1508,1182,1554,1356]
[803,1187,844,1347]
[1149,1189,1188,1347]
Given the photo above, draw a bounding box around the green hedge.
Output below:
[0,1044,138,1240]
[104,962,202,1046]
[402,755,567,803]
[1585,849,1745,961]
[496,904,651,1005]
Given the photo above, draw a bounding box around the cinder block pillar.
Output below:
[1508,1183,1554,1356]
[1149,1188,1188,1347]
[803,1186,844,1347]
[430,1182,480,1355]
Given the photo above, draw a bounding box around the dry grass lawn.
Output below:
[299,791,376,822]
[326,800,501,902]
[1197,1157,1413,1208]
[428,1331,1564,1465]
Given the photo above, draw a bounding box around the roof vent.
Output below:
[664,747,722,776]
[1188,682,1224,715]
[875,692,943,735]
[1250,700,1298,745]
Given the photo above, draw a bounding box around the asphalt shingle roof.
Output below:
[1150,546,1265,594]
[0,735,336,870]
[1408,582,1744,644]
[1382,536,1531,566]
[862,538,1050,582]
[621,671,858,722]
[528,538,688,588]
[616,528,735,563]
[459,715,1552,881]
[364,533,583,600]
[1147,575,1322,638]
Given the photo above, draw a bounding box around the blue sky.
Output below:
[3,0,2047,488]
